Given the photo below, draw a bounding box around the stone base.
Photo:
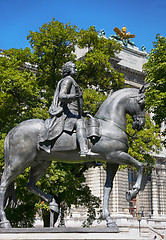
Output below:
[0,227,119,233]
[0,227,150,240]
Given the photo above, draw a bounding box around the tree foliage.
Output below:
[27,19,78,91]
[5,204,36,228]
[144,35,166,125]
[0,48,42,133]
[143,35,166,147]
[27,20,124,105]
[35,162,101,227]
[126,115,161,174]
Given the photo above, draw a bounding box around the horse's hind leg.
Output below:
[0,164,27,228]
[102,163,119,231]
[26,160,58,213]
[0,175,13,228]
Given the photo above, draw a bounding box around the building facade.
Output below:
[69,29,166,230]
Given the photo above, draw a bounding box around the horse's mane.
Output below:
[108,88,138,100]
[95,88,139,117]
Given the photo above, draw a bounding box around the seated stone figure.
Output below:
[38,61,98,157]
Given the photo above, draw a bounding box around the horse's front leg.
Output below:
[117,152,144,202]
[102,163,119,231]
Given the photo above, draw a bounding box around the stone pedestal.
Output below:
[0,227,150,240]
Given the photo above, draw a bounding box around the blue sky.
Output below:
[1,0,166,53]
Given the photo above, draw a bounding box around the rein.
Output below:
[95,116,133,139]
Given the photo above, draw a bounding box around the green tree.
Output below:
[35,162,101,227]
[144,35,166,125]
[0,48,43,133]
[27,19,79,105]
[27,20,124,107]
[143,35,166,146]
[127,114,161,174]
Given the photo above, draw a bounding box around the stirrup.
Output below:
[39,144,51,153]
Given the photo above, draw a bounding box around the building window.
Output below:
[129,198,137,217]
[128,168,137,189]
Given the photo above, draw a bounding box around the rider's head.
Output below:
[62,61,77,77]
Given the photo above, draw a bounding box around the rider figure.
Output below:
[39,61,97,157]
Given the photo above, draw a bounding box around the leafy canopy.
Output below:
[144,35,166,125]
[27,18,78,90]
[0,48,42,133]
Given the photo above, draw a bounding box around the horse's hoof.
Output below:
[126,189,139,202]
[107,221,119,232]
[0,220,12,228]
[105,216,119,232]
[102,211,109,220]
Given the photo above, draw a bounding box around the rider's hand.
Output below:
[75,86,82,99]
[82,111,92,117]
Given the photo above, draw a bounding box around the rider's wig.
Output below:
[62,61,76,77]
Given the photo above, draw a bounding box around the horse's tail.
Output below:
[4,182,17,208]
[3,133,10,170]
[3,133,17,207]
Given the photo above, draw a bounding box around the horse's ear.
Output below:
[139,85,145,93]
[139,83,150,93]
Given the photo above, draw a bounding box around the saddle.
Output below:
[39,117,101,153]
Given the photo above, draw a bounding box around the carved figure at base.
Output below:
[38,61,98,157]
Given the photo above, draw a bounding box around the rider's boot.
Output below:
[76,119,98,157]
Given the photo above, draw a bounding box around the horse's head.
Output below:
[129,86,146,131]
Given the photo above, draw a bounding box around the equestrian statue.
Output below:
[0,61,146,230]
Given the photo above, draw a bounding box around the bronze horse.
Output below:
[0,87,145,229]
